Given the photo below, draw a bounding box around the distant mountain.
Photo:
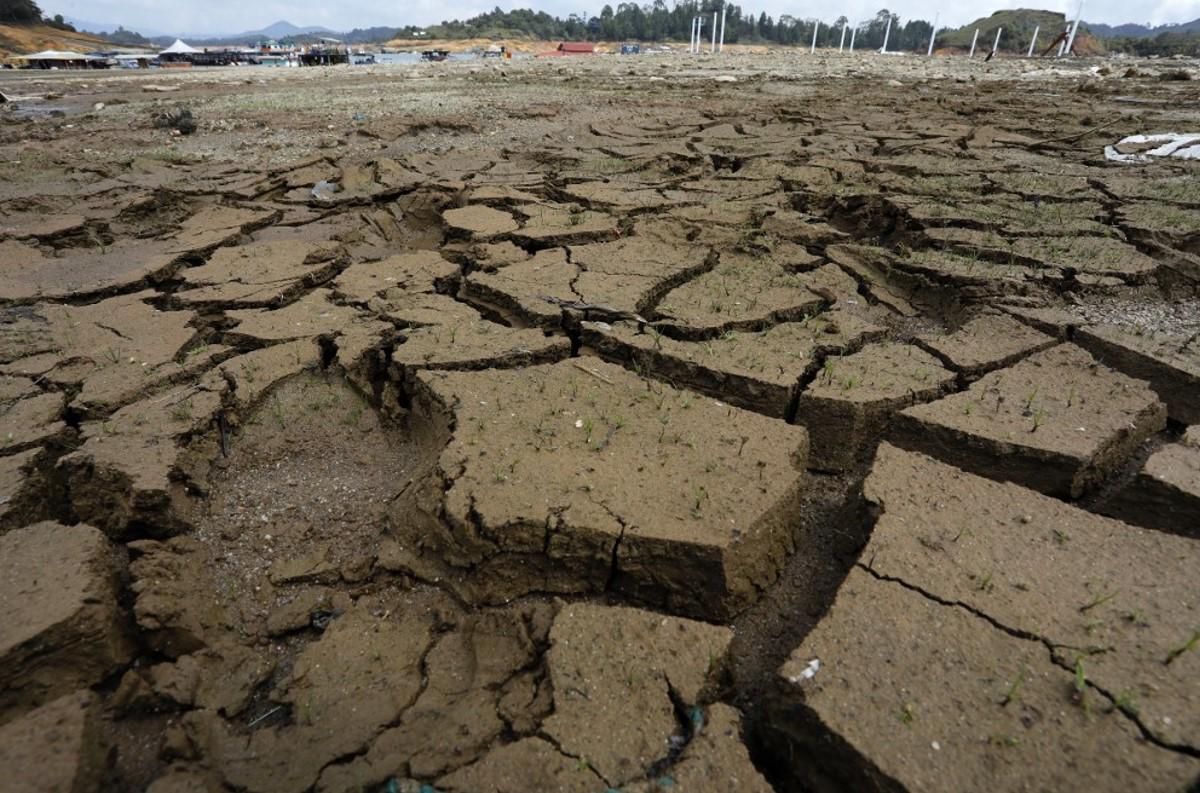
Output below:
[64,17,335,43]
[1087,18,1200,38]
[64,16,167,38]
[252,20,337,39]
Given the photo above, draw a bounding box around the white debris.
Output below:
[788,658,821,683]
[1105,133,1200,163]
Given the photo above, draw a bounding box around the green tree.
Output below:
[0,0,43,24]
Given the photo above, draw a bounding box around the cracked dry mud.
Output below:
[1,49,1198,793]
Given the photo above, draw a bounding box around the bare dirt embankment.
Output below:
[0,23,108,59]
[0,51,1198,792]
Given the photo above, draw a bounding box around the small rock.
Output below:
[714,75,738,83]
[92,101,105,111]
[886,79,904,87]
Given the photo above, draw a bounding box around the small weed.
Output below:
[1125,609,1150,628]
[1000,664,1026,707]
[1030,407,1046,432]
[975,572,994,593]
[1113,690,1140,716]
[170,401,193,423]
[1164,629,1200,666]
[1052,528,1070,545]
[895,702,915,726]
[1079,589,1118,614]
[1072,657,1089,710]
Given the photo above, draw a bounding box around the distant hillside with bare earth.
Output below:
[0,22,108,58]
[941,9,1104,55]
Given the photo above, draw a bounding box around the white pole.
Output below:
[881,15,891,54]
[1065,0,1084,56]
[691,16,698,54]
[811,21,819,54]
[849,25,856,52]
[969,29,979,58]
[711,11,717,53]
[1028,25,1039,56]
[719,6,726,52]
[927,13,938,56]
[839,22,847,53]
[991,27,1002,58]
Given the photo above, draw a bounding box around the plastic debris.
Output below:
[311,180,337,201]
[788,658,821,683]
[1105,133,1200,163]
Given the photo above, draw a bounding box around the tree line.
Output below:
[1,0,76,31]
[412,5,941,50]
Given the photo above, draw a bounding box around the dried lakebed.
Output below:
[0,53,1198,792]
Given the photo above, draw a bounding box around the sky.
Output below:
[46,0,1200,37]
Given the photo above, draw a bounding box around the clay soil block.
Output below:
[797,342,955,471]
[582,309,885,418]
[1074,323,1200,425]
[0,523,132,719]
[768,445,1200,792]
[892,344,1167,498]
[916,311,1057,379]
[386,358,809,619]
[0,691,107,793]
[1102,426,1200,538]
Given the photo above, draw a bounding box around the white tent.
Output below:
[23,50,97,61]
[160,39,200,55]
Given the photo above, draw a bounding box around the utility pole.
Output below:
[880,15,892,54]
[811,21,819,54]
[1065,0,1084,56]
[926,13,938,56]
[1028,25,1039,56]
[969,29,979,58]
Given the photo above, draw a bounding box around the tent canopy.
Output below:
[23,50,96,60]
[160,39,200,55]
